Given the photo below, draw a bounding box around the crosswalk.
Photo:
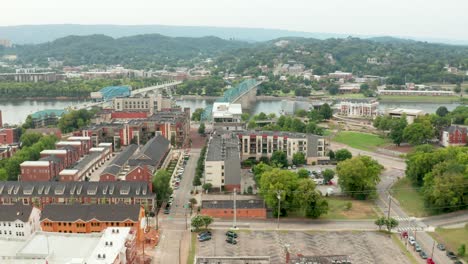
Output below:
[393,216,413,222]
[396,226,425,232]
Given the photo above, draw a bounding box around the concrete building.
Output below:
[212,102,244,131]
[201,195,267,219]
[338,99,379,118]
[378,90,455,96]
[237,131,329,165]
[0,204,41,240]
[40,204,144,235]
[387,108,425,124]
[338,83,361,94]
[30,109,66,128]
[205,134,241,191]
[329,71,353,80]
[0,181,156,211]
[113,95,155,115]
[440,125,467,147]
[0,227,138,264]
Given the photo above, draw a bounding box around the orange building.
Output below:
[40,204,145,238]
[201,197,267,219]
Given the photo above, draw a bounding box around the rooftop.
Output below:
[59,169,79,176]
[41,204,141,222]
[56,141,82,146]
[212,103,242,118]
[20,161,49,167]
[206,135,240,162]
[0,204,34,222]
[72,152,102,171]
[388,108,425,115]
[30,109,67,119]
[67,136,91,141]
[202,199,265,209]
[40,149,67,155]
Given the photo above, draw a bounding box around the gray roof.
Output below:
[239,130,315,139]
[129,135,170,166]
[111,144,138,167]
[0,181,154,198]
[101,164,121,176]
[206,135,239,162]
[202,199,265,209]
[0,204,34,222]
[41,204,141,222]
[40,155,62,163]
[72,152,101,170]
[445,125,468,133]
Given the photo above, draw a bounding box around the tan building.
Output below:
[113,95,155,115]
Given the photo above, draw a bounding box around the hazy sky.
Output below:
[2,0,468,40]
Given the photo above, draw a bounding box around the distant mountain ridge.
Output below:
[1,24,467,45]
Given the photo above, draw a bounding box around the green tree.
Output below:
[454,83,462,93]
[202,183,212,191]
[22,115,34,129]
[322,169,335,183]
[20,133,42,147]
[191,108,204,121]
[295,109,308,118]
[0,169,7,181]
[270,150,288,168]
[435,106,449,117]
[252,162,273,185]
[152,170,172,205]
[297,168,310,179]
[386,218,399,232]
[337,156,383,200]
[458,244,466,257]
[200,215,214,229]
[319,103,333,119]
[403,121,434,145]
[292,152,306,166]
[191,215,205,231]
[328,150,335,160]
[305,122,324,135]
[247,120,257,129]
[375,217,386,230]
[389,116,408,146]
[198,123,205,134]
[241,113,251,122]
[293,178,328,218]
[259,168,299,215]
[335,149,352,162]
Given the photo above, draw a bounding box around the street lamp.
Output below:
[277,190,282,230]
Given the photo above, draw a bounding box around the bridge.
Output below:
[66,81,182,110]
[201,79,262,121]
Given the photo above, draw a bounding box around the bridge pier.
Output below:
[233,86,257,111]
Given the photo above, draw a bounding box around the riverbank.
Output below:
[378,95,462,103]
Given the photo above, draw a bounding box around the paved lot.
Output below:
[88,152,118,181]
[197,230,412,264]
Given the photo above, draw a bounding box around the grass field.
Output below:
[391,177,429,217]
[187,232,197,264]
[429,227,468,262]
[332,131,390,151]
[378,95,460,103]
[321,197,379,220]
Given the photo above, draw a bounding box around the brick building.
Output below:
[100,144,138,181]
[0,181,156,211]
[19,161,58,181]
[201,195,267,219]
[441,125,467,147]
[0,127,21,145]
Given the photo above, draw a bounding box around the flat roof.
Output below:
[98,143,113,147]
[388,108,425,115]
[212,103,242,118]
[20,161,49,166]
[56,141,82,146]
[67,136,91,141]
[41,149,67,155]
[59,169,79,175]
[89,147,105,152]
[87,227,132,264]
[0,238,25,257]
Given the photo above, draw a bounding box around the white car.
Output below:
[408,236,416,245]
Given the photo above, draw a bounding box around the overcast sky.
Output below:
[2,0,468,41]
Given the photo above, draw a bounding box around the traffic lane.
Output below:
[171,148,200,217]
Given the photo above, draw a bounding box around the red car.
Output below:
[426,258,435,264]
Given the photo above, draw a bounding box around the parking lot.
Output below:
[196,230,411,264]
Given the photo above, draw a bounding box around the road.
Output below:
[331,142,456,264]
[154,148,200,264]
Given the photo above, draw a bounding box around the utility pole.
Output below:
[233,188,237,229]
[430,240,435,259]
[387,195,392,220]
[277,190,282,230]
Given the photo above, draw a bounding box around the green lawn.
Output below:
[378,95,460,103]
[429,227,468,262]
[321,197,379,220]
[332,131,390,151]
[391,177,429,217]
[187,232,197,264]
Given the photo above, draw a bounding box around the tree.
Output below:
[403,122,434,145]
[293,179,328,218]
[389,116,408,146]
[191,108,204,121]
[189,198,198,208]
[319,103,333,119]
[322,169,335,183]
[292,152,306,166]
[252,162,273,185]
[241,113,250,122]
[20,133,42,147]
[258,168,299,215]
[198,122,205,134]
[454,83,462,93]
[436,106,449,117]
[152,170,172,205]
[337,156,383,200]
[191,215,205,231]
[297,168,310,179]
[335,149,352,162]
[199,215,214,229]
[247,120,257,129]
[328,150,335,160]
[202,183,212,192]
[305,122,323,135]
[295,109,308,118]
[375,217,386,230]
[458,244,466,257]
[270,151,288,168]
[386,217,399,232]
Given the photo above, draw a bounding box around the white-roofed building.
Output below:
[212,103,244,131]
[387,108,425,124]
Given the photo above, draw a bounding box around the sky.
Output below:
[1,0,468,41]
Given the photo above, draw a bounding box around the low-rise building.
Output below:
[113,95,155,115]
[329,71,353,80]
[387,108,425,124]
[100,144,138,181]
[205,134,241,191]
[378,90,455,96]
[201,195,267,219]
[237,131,329,165]
[30,109,66,128]
[440,125,467,147]
[338,83,361,94]
[338,99,379,118]
[20,161,58,182]
[0,204,41,240]
[0,181,156,210]
[0,127,21,145]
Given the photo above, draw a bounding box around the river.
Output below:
[0,98,461,125]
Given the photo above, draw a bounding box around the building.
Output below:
[0,110,2,128]
[329,71,353,80]
[0,145,17,160]
[0,127,20,145]
[65,146,112,181]
[387,108,425,124]
[100,144,138,181]
[205,133,241,191]
[338,100,379,118]
[40,204,144,235]
[0,39,12,48]
[238,131,329,165]
[0,204,41,240]
[30,109,66,128]
[441,125,467,147]
[19,161,58,182]
[25,127,62,138]
[0,72,58,82]
[113,95,155,115]
[378,90,455,96]
[0,181,156,210]
[338,83,361,94]
[201,195,267,219]
[91,86,131,102]
[212,102,244,131]
[0,227,138,264]
[196,256,271,264]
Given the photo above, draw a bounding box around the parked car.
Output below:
[437,243,445,251]
[414,242,422,252]
[419,251,428,259]
[408,236,416,245]
[225,231,238,238]
[426,258,435,264]
[446,251,457,260]
[453,261,463,264]
[198,231,212,238]
[226,237,237,244]
[198,235,211,242]
[163,208,170,214]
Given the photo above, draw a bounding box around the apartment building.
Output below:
[440,125,467,147]
[338,99,379,118]
[0,203,41,240]
[113,95,155,115]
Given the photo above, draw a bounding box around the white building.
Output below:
[212,103,242,123]
[338,100,379,118]
[0,204,41,240]
[387,108,425,124]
